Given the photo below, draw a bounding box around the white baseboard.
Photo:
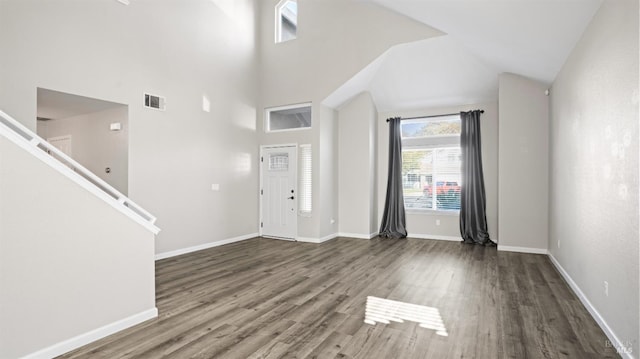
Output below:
[338,232,378,239]
[497,245,548,254]
[548,254,634,359]
[155,233,258,260]
[21,308,158,359]
[320,233,339,242]
[297,233,338,244]
[407,233,462,242]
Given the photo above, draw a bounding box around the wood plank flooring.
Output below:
[59,237,619,358]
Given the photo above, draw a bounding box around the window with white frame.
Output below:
[265,103,311,132]
[401,115,461,211]
[299,144,312,215]
[276,0,297,43]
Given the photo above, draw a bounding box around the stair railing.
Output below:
[0,109,160,234]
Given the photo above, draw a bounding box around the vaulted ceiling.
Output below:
[326,0,603,111]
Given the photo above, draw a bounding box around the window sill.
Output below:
[275,38,297,44]
[265,127,311,134]
[405,209,460,216]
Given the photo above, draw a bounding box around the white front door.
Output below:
[261,145,297,240]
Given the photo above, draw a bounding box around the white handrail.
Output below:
[0,109,160,235]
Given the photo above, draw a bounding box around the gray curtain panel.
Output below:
[379,117,407,238]
[459,110,494,246]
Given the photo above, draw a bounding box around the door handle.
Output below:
[288,196,295,200]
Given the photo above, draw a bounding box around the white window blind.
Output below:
[299,144,312,215]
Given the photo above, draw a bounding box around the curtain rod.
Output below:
[386,110,484,122]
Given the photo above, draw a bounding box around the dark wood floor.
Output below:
[60,237,618,359]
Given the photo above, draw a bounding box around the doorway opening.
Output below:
[36,88,129,195]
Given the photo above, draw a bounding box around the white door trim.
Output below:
[46,134,73,156]
[259,143,298,240]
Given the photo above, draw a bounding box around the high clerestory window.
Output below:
[276,0,297,43]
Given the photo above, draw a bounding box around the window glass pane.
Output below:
[400,114,461,211]
[402,148,461,211]
[432,148,461,210]
[277,0,297,43]
[401,116,461,138]
[267,104,311,132]
[269,153,289,171]
[403,149,434,209]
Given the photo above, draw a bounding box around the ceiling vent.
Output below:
[144,93,165,111]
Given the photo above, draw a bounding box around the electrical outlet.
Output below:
[558,240,560,248]
[436,219,441,226]
[211,184,220,191]
[604,281,609,297]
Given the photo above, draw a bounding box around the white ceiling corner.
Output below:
[367,0,603,84]
[326,0,603,112]
[368,36,500,111]
[322,50,390,110]
[325,35,500,111]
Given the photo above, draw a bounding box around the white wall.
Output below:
[38,107,129,195]
[377,102,499,241]
[369,99,379,236]
[0,0,260,254]
[0,136,156,358]
[259,0,442,108]
[338,92,378,238]
[498,73,549,251]
[549,0,639,353]
[257,0,441,240]
[319,105,340,238]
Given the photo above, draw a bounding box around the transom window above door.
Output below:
[265,103,311,132]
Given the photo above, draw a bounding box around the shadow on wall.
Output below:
[36,88,129,195]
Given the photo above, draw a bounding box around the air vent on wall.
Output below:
[144,93,166,111]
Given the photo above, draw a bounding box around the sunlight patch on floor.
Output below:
[364,296,448,336]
